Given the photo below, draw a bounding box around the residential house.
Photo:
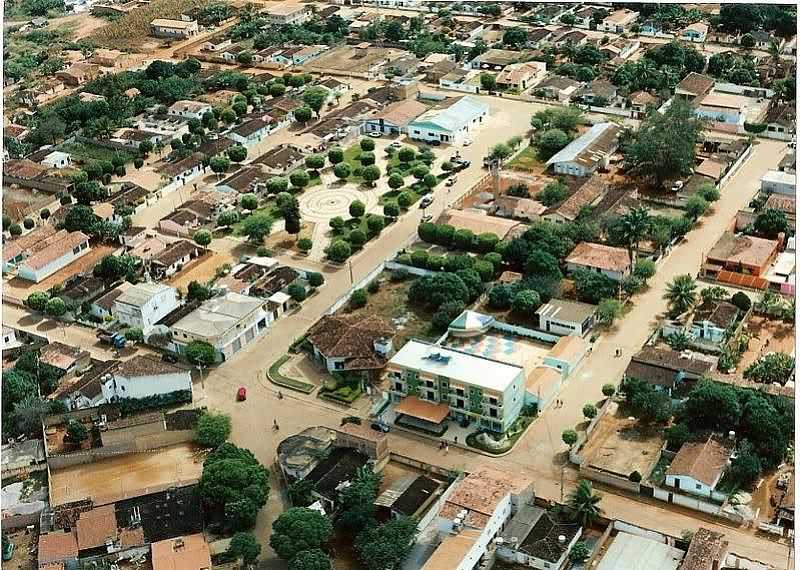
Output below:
[226,116,275,147]
[150,240,205,278]
[91,284,129,320]
[695,92,748,125]
[56,62,101,86]
[638,19,662,36]
[596,532,686,570]
[216,165,270,194]
[492,196,546,221]
[627,90,660,115]
[680,528,730,570]
[168,292,268,361]
[439,69,482,94]
[572,6,601,29]
[157,152,206,189]
[10,229,90,283]
[624,347,714,395]
[375,475,441,521]
[40,150,72,169]
[303,446,370,512]
[219,44,249,63]
[151,534,211,570]
[535,299,596,337]
[150,18,199,38]
[202,34,232,52]
[600,38,640,61]
[387,340,526,434]
[534,75,581,101]
[553,29,589,47]
[424,59,459,84]
[408,96,488,145]
[495,61,547,92]
[101,355,192,402]
[113,283,180,333]
[254,144,305,175]
[761,170,796,195]
[663,300,740,351]
[40,342,91,376]
[565,242,631,280]
[763,100,796,141]
[263,2,311,25]
[574,79,618,106]
[167,100,212,120]
[682,22,709,43]
[470,49,522,71]
[422,466,534,570]
[364,99,428,135]
[703,231,781,278]
[319,77,350,97]
[38,530,79,568]
[90,48,133,68]
[665,435,734,501]
[598,8,639,33]
[496,505,582,569]
[307,314,395,378]
[546,122,621,177]
[543,175,608,224]
[674,72,715,101]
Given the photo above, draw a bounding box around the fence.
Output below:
[384,260,437,278]
[491,320,560,345]
[569,397,614,466]
[579,464,641,493]
[718,143,754,189]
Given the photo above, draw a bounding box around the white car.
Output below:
[368,131,381,138]
[463,138,473,146]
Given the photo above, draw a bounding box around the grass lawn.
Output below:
[232,202,280,236]
[63,141,136,164]
[508,145,544,172]
[378,188,424,210]
[343,143,366,183]
[267,355,316,393]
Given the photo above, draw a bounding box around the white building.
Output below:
[150,18,198,39]
[263,2,311,25]
[101,355,192,402]
[597,8,639,33]
[15,231,90,283]
[761,169,796,195]
[167,100,212,120]
[386,339,525,433]
[408,96,488,145]
[565,242,631,281]
[546,122,621,177]
[41,151,72,169]
[535,298,597,337]
[113,283,180,333]
[169,292,269,362]
[665,435,734,502]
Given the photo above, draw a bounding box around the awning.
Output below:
[395,396,450,424]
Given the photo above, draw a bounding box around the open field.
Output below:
[167,250,236,292]
[90,0,205,48]
[49,443,203,506]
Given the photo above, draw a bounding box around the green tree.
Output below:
[534,129,570,159]
[305,154,325,172]
[288,283,307,302]
[633,260,656,281]
[66,419,88,443]
[408,272,470,311]
[683,379,741,432]
[45,297,67,317]
[25,291,51,312]
[488,284,514,309]
[294,106,313,123]
[602,384,616,397]
[240,193,259,211]
[9,224,22,236]
[267,177,290,194]
[597,298,623,325]
[489,143,512,161]
[210,156,231,178]
[356,515,417,570]
[124,328,144,342]
[288,549,331,570]
[228,532,261,564]
[569,541,590,563]
[360,138,375,152]
[326,240,351,262]
[753,208,789,238]
[625,99,703,185]
[362,165,381,186]
[480,73,497,91]
[632,389,672,424]
[290,169,311,190]
[327,147,344,165]
[512,290,541,314]
[397,147,416,163]
[333,162,351,180]
[664,274,697,315]
[582,403,597,419]
[187,281,212,302]
[744,352,795,385]
[186,341,217,366]
[568,480,602,527]
[2,370,37,413]
[270,507,333,561]
[298,238,313,253]
[242,213,273,243]
[727,441,761,488]
[536,180,568,206]
[194,230,212,246]
[303,87,329,117]
[338,466,382,532]
[685,194,709,220]
[228,145,248,163]
[349,200,366,218]
[619,207,651,263]
[196,411,232,448]
[572,269,618,304]
[562,429,578,446]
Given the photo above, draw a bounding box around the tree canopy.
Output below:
[270,507,333,561]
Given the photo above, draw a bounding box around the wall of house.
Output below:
[102,371,192,401]
[552,160,592,177]
[18,242,90,283]
[653,486,725,515]
[664,474,727,503]
[566,261,626,281]
[696,105,742,124]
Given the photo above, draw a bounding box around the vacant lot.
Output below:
[167,251,235,292]
[739,315,795,373]
[508,145,545,174]
[582,403,664,480]
[90,0,204,48]
[49,442,203,506]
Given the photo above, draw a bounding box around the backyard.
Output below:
[507,144,545,174]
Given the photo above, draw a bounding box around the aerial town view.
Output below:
[0,0,797,569]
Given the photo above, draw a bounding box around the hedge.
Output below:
[117,390,193,416]
[743,122,768,134]
[267,354,316,393]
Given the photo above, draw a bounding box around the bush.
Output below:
[297,238,313,252]
[488,284,513,309]
[196,411,232,448]
[360,138,375,151]
[384,202,400,218]
[23,218,35,230]
[307,272,324,287]
[124,328,144,342]
[397,192,413,209]
[327,240,351,262]
[367,279,380,294]
[582,403,597,419]
[432,300,466,330]
[348,229,367,248]
[350,288,368,309]
[602,384,616,397]
[562,429,578,446]
[730,291,751,312]
[410,250,429,268]
[629,470,642,483]
[366,215,384,235]
[633,260,656,281]
[288,283,306,302]
[349,200,366,218]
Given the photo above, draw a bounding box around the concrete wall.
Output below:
[580,464,641,493]
[491,320,560,344]
[652,486,724,515]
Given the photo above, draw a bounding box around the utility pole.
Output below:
[348,260,354,285]
[560,465,565,503]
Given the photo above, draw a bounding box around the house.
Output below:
[113,283,180,333]
[13,230,90,283]
[150,240,205,278]
[565,242,631,280]
[40,341,91,376]
[695,92,748,124]
[303,446,370,511]
[157,152,206,188]
[90,48,132,68]
[765,193,796,226]
[307,314,395,377]
[203,34,232,52]
[2,327,22,350]
[91,284,129,320]
[168,292,268,362]
[437,69,481,95]
[58,275,105,307]
[387,340,526,434]
[495,61,546,92]
[596,532,685,570]
[553,29,589,47]
[536,299,597,337]
[624,347,714,395]
[263,2,311,25]
[703,232,781,278]
[423,466,534,570]
[543,334,588,377]
[319,77,350,97]
[226,116,275,146]
[543,175,608,224]
[424,59,459,84]
[674,72,715,101]
[763,100,796,141]
[663,300,740,351]
[216,166,270,194]
[55,62,101,86]
[101,355,192,402]
[572,6,601,29]
[167,100,212,120]
[408,96,488,145]
[492,196,546,221]
[151,534,211,570]
[600,38,640,61]
[150,18,198,39]
[254,144,305,174]
[470,48,521,71]
[38,530,79,567]
[598,8,639,32]
[40,150,72,169]
[533,75,581,101]
[364,99,428,135]
[628,90,659,114]
[682,22,709,43]
[761,169,796,195]
[681,528,730,570]
[575,79,618,105]
[546,122,621,177]
[496,504,582,569]
[665,435,734,501]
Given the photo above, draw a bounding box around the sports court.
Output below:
[49,443,203,506]
[445,332,551,371]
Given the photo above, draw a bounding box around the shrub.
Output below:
[327,240,351,262]
[348,229,367,248]
[307,272,324,287]
[730,291,751,312]
[397,192,413,209]
[297,238,313,252]
[410,250,429,268]
[602,384,616,397]
[384,203,400,217]
[366,215,384,235]
[488,284,513,309]
[350,288,368,308]
[288,283,307,302]
[562,429,578,446]
[349,200,366,218]
[23,218,35,230]
[195,411,232,448]
[329,216,346,233]
[367,279,380,294]
[582,403,597,419]
[628,470,642,483]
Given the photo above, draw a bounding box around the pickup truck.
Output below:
[96,331,126,349]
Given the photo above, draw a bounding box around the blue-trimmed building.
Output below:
[408,96,488,145]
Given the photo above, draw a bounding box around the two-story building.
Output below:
[262,2,311,25]
[169,292,268,362]
[113,283,180,333]
[386,340,525,434]
[167,100,212,120]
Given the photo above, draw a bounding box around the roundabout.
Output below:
[298,185,379,222]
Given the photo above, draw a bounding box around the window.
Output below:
[489,397,497,406]
[72,246,80,254]
[696,483,702,490]
[394,382,403,391]
[426,391,435,400]
[456,399,465,409]
[489,408,497,418]
[334,361,344,370]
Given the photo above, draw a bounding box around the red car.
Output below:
[236,387,247,401]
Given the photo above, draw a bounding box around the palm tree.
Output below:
[768,40,782,66]
[568,480,602,527]
[619,206,651,264]
[664,274,697,316]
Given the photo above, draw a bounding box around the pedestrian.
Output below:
[454,436,458,445]
[445,443,449,455]
[277,390,283,399]
[439,441,445,450]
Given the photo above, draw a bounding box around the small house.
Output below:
[565,242,631,281]
[665,435,734,501]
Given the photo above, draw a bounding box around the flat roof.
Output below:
[388,340,523,392]
[762,169,796,185]
[421,529,481,570]
[394,396,450,424]
[171,293,263,338]
[597,532,684,570]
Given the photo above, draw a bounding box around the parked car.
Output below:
[670,180,684,192]
[368,131,381,138]
[446,177,456,187]
[161,353,178,363]
[463,138,473,146]
[236,386,247,401]
[421,214,433,222]
[371,421,390,433]
[419,195,434,209]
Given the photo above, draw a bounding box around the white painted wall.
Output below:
[101,370,192,401]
